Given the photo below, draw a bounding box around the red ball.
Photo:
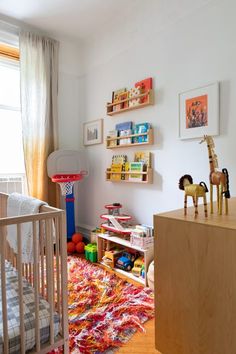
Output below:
[72,233,83,244]
[75,241,85,254]
[67,241,76,254]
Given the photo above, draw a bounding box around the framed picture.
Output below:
[83,119,103,146]
[179,82,219,140]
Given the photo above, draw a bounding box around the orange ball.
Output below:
[72,233,83,244]
[75,241,85,254]
[67,241,76,254]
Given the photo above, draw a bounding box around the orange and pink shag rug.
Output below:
[57,256,154,354]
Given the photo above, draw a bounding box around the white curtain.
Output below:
[20,31,59,205]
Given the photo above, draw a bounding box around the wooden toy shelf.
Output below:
[96,232,154,286]
[106,168,153,184]
[106,89,154,116]
[106,128,153,149]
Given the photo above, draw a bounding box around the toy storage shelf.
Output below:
[96,233,154,286]
[106,168,153,184]
[106,89,154,116]
[106,128,153,149]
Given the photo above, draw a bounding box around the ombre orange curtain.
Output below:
[19,31,59,206]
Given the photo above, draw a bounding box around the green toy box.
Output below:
[85,243,97,263]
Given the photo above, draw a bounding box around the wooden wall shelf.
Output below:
[106,89,154,116]
[106,128,153,149]
[106,168,153,184]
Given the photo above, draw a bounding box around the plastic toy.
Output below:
[47,150,88,240]
[179,174,208,217]
[132,256,144,277]
[103,248,124,268]
[67,232,85,254]
[116,251,137,271]
[85,243,98,262]
[141,264,145,279]
[100,203,133,235]
[75,241,85,254]
[200,135,230,214]
[67,241,76,254]
[72,233,83,244]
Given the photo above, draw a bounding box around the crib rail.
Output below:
[0,193,69,354]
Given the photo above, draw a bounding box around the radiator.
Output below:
[0,174,26,194]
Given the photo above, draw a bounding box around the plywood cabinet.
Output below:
[154,198,236,354]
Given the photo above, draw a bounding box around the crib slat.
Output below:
[46,219,55,345]
[29,263,32,285]
[17,224,26,353]
[39,220,45,298]
[60,211,69,352]
[55,217,61,316]
[33,220,41,351]
[0,225,9,353]
[25,263,29,281]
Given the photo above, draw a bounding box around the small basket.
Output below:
[130,234,154,249]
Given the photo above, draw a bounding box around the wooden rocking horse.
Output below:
[200,135,230,214]
[179,174,208,217]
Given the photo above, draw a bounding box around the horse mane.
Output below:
[179,174,193,190]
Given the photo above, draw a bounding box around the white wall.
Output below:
[58,39,85,150]
[76,0,236,229]
[57,39,87,225]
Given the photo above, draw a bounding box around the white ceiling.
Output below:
[0,0,140,41]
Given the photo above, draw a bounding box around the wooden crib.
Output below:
[0,192,69,353]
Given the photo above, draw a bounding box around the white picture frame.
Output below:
[83,119,103,146]
[179,82,219,140]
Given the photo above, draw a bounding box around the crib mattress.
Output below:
[0,260,60,353]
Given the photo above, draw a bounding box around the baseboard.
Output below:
[76,224,95,243]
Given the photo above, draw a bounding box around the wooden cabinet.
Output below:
[154,198,236,354]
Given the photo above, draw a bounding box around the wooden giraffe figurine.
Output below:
[179,174,208,217]
[200,135,230,214]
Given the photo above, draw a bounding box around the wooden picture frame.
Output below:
[179,82,219,140]
[83,119,103,146]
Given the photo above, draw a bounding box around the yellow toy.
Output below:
[132,256,144,277]
[200,135,230,214]
[179,174,208,217]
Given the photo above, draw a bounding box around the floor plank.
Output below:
[117,318,159,353]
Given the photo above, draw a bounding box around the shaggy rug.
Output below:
[64,256,154,354]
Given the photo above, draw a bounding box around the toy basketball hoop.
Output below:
[47,150,88,240]
[51,171,88,240]
[52,173,86,196]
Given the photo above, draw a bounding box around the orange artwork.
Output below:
[186,94,208,129]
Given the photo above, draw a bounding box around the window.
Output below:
[0,43,26,193]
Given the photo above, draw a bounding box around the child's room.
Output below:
[0,1,236,353]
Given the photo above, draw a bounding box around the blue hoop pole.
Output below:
[65,190,75,240]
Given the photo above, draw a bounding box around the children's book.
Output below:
[135,78,152,103]
[133,123,151,143]
[110,164,122,181]
[129,162,143,182]
[134,151,151,168]
[115,121,133,132]
[119,129,132,145]
[112,155,127,165]
[112,88,126,112]
[107,130,118,147]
